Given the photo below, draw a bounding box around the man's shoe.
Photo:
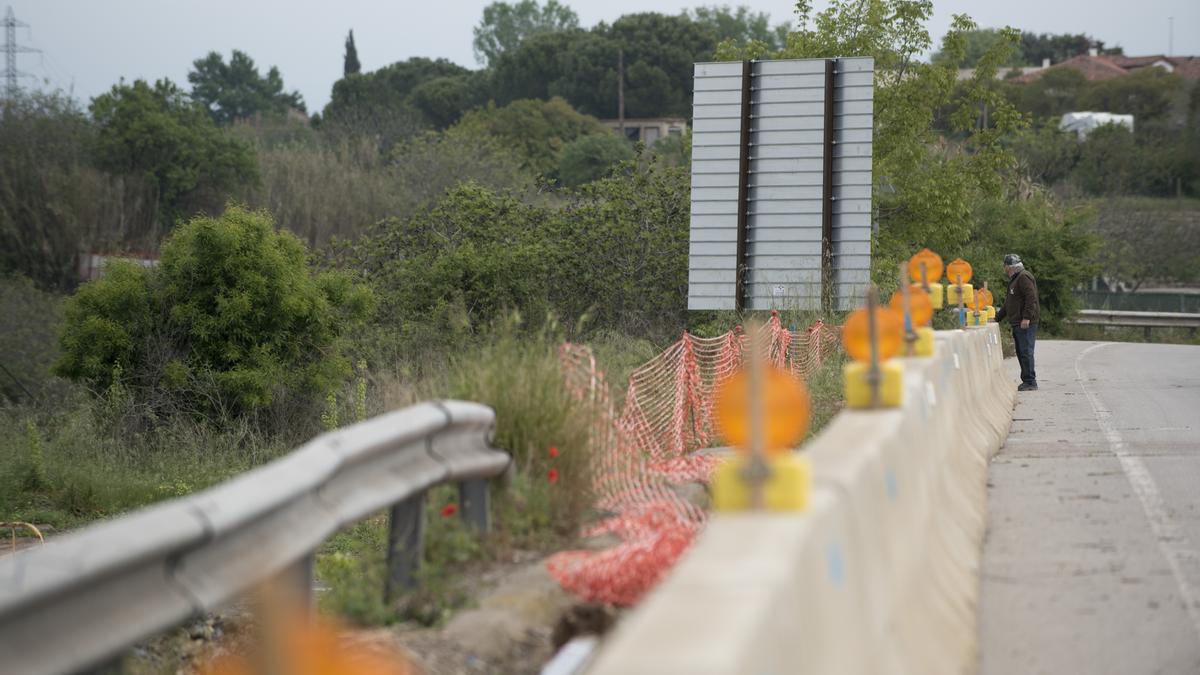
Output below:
[1017,383,1038,391]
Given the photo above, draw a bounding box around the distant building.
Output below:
[1010,48,1200,83]
[600,118,687,145]
[78,252,159,282]
[1060,111,1135,138]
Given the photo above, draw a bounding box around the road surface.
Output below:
[980,340,1200,674]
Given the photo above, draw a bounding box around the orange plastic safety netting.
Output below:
[546,313,840,606]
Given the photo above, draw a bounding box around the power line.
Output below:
[2,5,40,100]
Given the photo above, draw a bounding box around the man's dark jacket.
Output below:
[995,268,1039,325]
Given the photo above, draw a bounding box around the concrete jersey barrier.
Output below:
[588,324,1015,674]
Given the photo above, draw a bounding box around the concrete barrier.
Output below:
[587,324,1015,674]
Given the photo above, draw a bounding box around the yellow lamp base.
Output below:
[966,311,987,327]
[927,282,944,309]
[986,306,996,321]
[712,454,812,512]
[914,326,935,356]
[946,284,975,307]
[844,360,904,409]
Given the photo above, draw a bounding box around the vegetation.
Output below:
[188,49,306,125]
[932,28,1123,67]
[89,79,259,222]
[54,206,373,425]
[473,0,581,66]
[2,0,1190,642]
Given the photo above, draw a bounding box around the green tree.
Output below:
[408,72,490,129]
[54,205,372,421]
[188,50,305,125]
[1019,31,1121,66]
[492,12,716,118]
[448,97,607,176]
[89,79,258,222]
[1080,67,1182,125]
[0,91,159,290]
[931,28,1021,67]
[687,5,790,51]
[1004,121,1080,186]
[473,0,580,66]
[323,57,472,147]
[344,30,362,76]
[1006,67,1087,121]
[556,133,634,186]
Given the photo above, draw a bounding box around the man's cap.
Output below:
[1003,254,1022,266]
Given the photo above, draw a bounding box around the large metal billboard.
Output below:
[687,57,874,312]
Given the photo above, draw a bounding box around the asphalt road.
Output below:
[980,340,1200,675]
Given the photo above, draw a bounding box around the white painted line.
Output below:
[1076,342,1200,640]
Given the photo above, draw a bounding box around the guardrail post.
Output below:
[385,491,426,600]
[458,480,490,534]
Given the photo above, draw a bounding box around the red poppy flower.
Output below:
[547,468,559,484]
[548,446,559,458]
[440,503,458,517]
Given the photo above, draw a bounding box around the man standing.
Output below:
[995,254,1040,391]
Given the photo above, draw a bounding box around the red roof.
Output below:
[1012,53,1200,83]
[1012,54,1128,83]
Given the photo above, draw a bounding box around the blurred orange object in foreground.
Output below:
[889,286,933,327]
[907,248,944,284]
[842,306,904,363]
[714,367,811,455]
[946,258,973,285]
[201,583,413,675]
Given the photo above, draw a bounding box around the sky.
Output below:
[5,0,1198,113]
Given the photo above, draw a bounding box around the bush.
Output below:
[448,322,596,539]
[448,97,608,177]
[962,192,1099,333]
[557,133,635,186]
[89,79,258,222]
[54,205,373,425]
[0,276,65,403]
[349,158,691,357]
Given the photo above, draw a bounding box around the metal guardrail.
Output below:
[0,400,511,675]
[1074,309,1200,338]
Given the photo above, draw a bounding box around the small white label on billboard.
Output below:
[773,285,785,298]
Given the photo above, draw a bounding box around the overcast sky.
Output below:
[6,0,1198,113]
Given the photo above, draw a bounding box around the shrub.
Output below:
[448,97,608,177]
[448,322,596,539]
[54,205,373,425]
[557,133,635,186]
[0,276,65,403]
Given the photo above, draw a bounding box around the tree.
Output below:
[323,57,472,146]
[1080,67,1183,125]
[1020,31,1121,66]
[344,30,361,76]
[557,133,634,186]
[54,205,372,421]
[408,72,490,129]
[688,5,790,51]
[931,28,1021,67]
[1006,67,1087,120]
[448,97,607,177]
[89,79,258,222]
[473,0,580,66]
[188,50,305,125]
[492,12,716,119]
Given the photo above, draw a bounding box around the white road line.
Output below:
[1075,342,1200,641]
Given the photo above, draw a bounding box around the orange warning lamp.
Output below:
[890,286,933,327]
[947,258,973,285]
[908,249,944,284]
[842,306,904,363]
[714,368,811,455]
[978,287,994,307]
